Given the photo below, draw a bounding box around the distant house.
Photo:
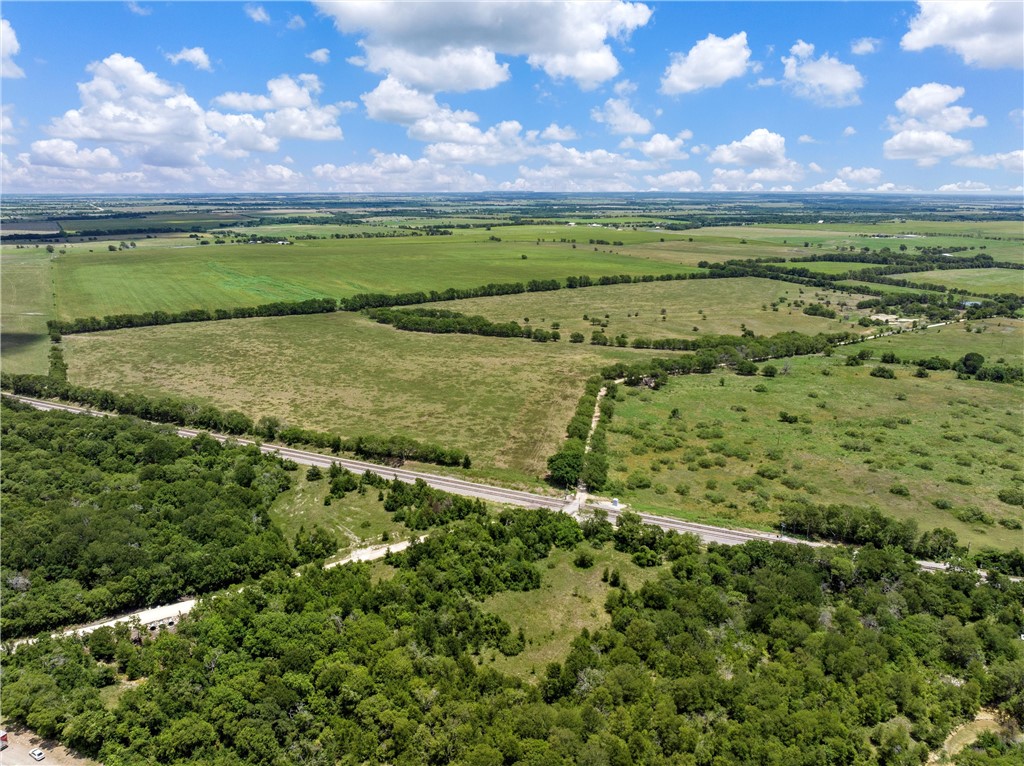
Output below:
[962,300,982,308]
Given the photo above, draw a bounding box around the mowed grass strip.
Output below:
[62,311,641,480]
[0,248,54,374]
[420,277,874,342]
[887,268,1024,295]
[52,228,688,319]
[602,353,1023,551]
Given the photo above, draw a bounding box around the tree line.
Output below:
[1,369,472,469]
[546,377,614,491]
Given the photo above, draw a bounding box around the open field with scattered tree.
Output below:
[601,347,1023,551]
[429,277,875,341]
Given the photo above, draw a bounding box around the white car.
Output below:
[29,749,45,761]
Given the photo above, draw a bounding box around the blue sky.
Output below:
[1,1,1021,193]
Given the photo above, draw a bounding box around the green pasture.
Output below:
[888,268,1024,295]
[51,230,687,319]
[860,318,1024,366]
[430,277,875,341]
[62,311,642,481]
[601,354,1023,551]
[0,248,53,374]
[483,544,667,679]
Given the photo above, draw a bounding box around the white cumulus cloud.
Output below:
[166,47,212,72]
[884,83,983,167]
[851,37,880,55]
[889,83,986,132]
[1,104,16,144]
[540,123,577,141]
[837,166,882,184]
[937,180,991,192]
[708,128,788,167]
[307,48,330,64]
[317,0,652,91]
[843,126,857,137]
[361,76,450,124]
[1,19,25,79]
[126,2,152,16]
[245,4,270,24]
[620,131,691,160]
[353,44,510,93]
[591,97,652,135]
[644,170,702,191]
[660,32,751,94]
[780,40,864,106]
[953,150,1024,172]
[807,178,850,192]
[902,1,1022,69]
[314,151,489,192]
[28,138,121,168]
[883,129,972,167]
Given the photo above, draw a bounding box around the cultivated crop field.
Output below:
[62,311,641,481]
[602,352,1023,551]
[430,277,875,341]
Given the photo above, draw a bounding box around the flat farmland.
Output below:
[602,353,1023,551]
[888,268,1024,295]
[0,248,53,374]
[52,230,688,319]
[62,311,642,481]
[425,277,874,341]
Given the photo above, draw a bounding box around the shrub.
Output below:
[625,470,652,490]
[997,487,1024,507]
[870,366,896,379]
[753,383,768,393]
[573,550,595,569]
[889,484,910,497]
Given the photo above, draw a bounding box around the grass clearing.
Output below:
[601,352,1023,551]
[269,472,411,555]
[482,544,667,679]
[62,311,642,481]
[427,277,873,341]
[888,268,1024,295]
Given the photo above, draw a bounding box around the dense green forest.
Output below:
[3,496,1022,764]
[0,399,295,637]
